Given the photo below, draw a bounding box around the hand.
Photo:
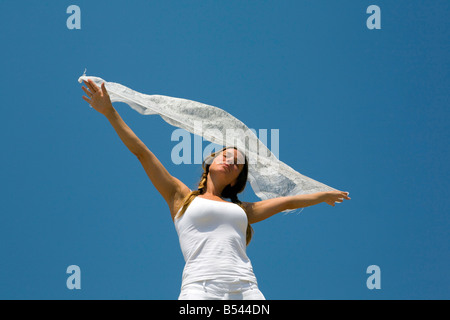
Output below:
[81,79,114,116]
[323,190,351,207]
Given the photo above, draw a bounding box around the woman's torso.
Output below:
[174,196,257,287]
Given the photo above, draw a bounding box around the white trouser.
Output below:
[178,279,266,300]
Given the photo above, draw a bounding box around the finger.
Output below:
[82,86,93,97]
[84,79,98,93]
[101,82,108,95]
[82,95,92,104]
[88,79,99,92]
[83,80,96,93]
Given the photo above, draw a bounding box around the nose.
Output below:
[226,158,235,164]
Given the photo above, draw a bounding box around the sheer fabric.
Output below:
[78,73,336,213]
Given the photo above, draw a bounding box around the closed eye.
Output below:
[223,153,238,164]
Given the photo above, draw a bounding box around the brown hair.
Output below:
[175,146,254,245]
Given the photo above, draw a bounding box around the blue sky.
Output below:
[0,0,449,299]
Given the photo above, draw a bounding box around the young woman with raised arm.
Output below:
[81,79,350,300]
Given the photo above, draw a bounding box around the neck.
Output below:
[204,173,227,197]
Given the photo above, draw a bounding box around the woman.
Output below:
[81,79,351,300]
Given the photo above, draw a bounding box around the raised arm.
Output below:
[81,79,190,218]
[243,191,351,224]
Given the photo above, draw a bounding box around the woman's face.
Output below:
[210,148,245,187]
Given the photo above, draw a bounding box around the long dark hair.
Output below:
[175,146,253,245]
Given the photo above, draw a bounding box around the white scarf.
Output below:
[78,73,337,213]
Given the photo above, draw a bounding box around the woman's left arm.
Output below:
[243,191,351,224]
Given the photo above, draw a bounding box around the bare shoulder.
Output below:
[241,197,291,224]
[241,201,254,214]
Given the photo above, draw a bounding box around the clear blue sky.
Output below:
[0,0,448,299]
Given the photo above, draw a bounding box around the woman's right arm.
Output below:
[81,79,190,212]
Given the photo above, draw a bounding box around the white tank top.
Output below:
[174,195,258,287]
